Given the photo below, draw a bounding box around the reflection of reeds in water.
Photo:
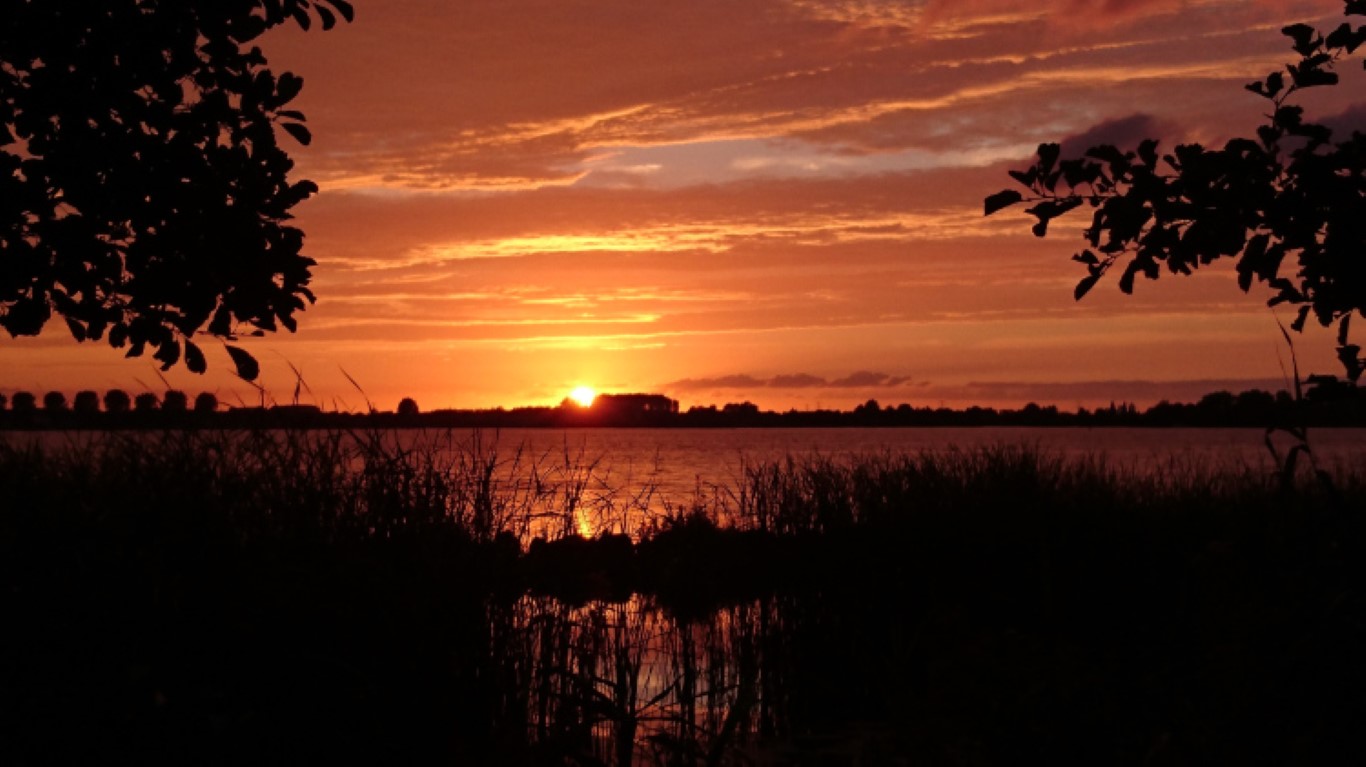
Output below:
[482,594,770,765]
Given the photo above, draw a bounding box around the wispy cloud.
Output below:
[271,0,1323,191]
[667,370,915,391]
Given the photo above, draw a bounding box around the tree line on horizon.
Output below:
[0,379,1361,429]
[0,388,220,417]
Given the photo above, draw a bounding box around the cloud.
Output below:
[265,0,1312,190]
[922,0,1177,32]
[769,373,828,388]
[667,374,769,390]
[915,377,1291,405]
[830,370,912,387]
[921,0,1334,34]
[666,370,916,391]
[1318,101,1366,138]
[1058,113,1176,157]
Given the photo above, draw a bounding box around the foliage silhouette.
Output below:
[102,388,131,414]
[193,391,219,414]
[987,1,1366,382]
[162,389,189,413]
[133,392,159,413]
[10,391,34,413]
[41,391,66,413]
[0,0,353,380]
[397,396,420,416]
[73,390,100,415]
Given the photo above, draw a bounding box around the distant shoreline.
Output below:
[1,388,1363,431]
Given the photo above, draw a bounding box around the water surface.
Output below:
[455,425,1366,504]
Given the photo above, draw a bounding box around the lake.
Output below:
[404,425,1366,503]
[14,425,1366,525]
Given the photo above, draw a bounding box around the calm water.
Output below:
[15,426,1366,516]
[441,426,1366,504]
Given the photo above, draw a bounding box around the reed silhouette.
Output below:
[1,430,1363,764]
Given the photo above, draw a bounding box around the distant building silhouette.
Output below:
[561,393,679,426]
[269,404,323,426]
[598,393,677,412]
[593,393,678,416]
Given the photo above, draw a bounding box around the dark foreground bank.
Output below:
[1,430,1364,765]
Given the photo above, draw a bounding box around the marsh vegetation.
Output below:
[1,429,1364,764]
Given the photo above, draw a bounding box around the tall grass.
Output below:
[2,430,1364,764]
[0,428,662,543]
[4,429,1358,541]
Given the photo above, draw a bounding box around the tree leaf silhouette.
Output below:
[985,190,1024,215]
[184,340,207,374]
[0,2,349,375]
[281,122,312,145]
[154,340,181,371]
[1074,273,1102,300]
[328,0,356,22]
[988,1,1366,381]
[226,346,261,382]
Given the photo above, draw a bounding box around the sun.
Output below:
[568,386,597,408]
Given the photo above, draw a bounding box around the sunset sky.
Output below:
[5,0,1362,411]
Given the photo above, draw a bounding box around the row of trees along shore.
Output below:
[0,380,1362,429]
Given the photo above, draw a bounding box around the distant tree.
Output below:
[193,392,220,414]
[0,1,354,380]
[1197,391,1237,418]
[1236,388,1277,411]
[397,397,420,416]
[1306,374,1359,402]
[73,390,101,415]
[134,393,160,413]
[103,389,132,414]
[11,391,36,413]
[162,390,189,413]
[987,1,1366,382]
[42,391,67,413]
[0,392,7,411]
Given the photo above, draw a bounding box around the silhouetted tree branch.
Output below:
[1,0,354,380]
[987,0,1366,383]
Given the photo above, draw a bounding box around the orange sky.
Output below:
[3,0,1360,411]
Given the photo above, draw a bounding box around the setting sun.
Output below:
[569,386,597,408]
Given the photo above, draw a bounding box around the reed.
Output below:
[2,430,1364,764]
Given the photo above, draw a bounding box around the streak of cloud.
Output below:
[667,371,915,391]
